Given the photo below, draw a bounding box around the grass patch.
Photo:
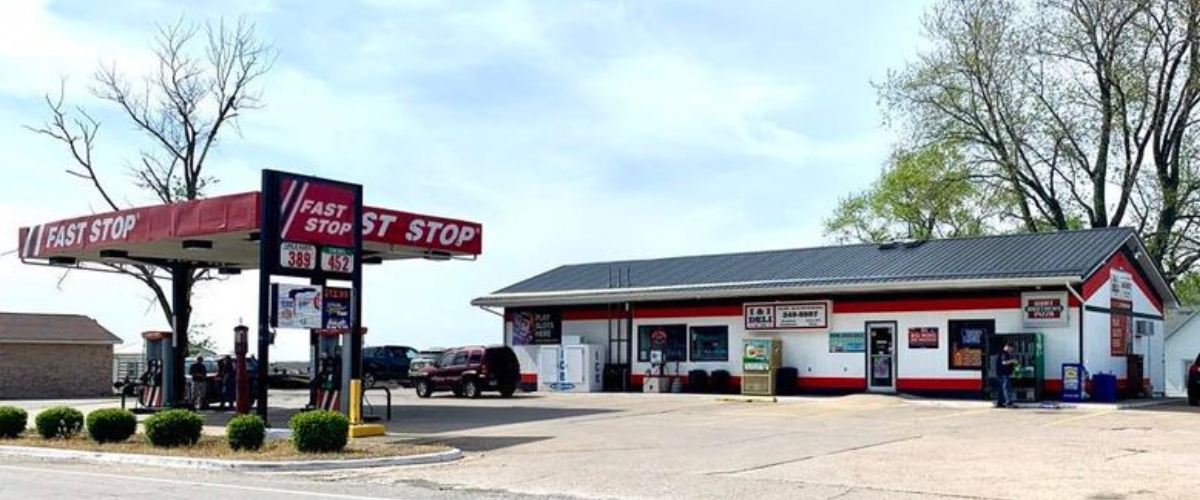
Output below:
[1,434,449,461]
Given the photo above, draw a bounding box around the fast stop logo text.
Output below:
[280,179,357,247]
[363,209,482,255]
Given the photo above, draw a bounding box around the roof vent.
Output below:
[904,239,927,249]
[877,241,899,250]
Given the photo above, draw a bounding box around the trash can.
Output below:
[687,369,709,393]
[1092,373,1118,403]
[775,367,798,396]
[710,370,732,394]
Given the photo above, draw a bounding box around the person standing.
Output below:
[189,355,209,410]
[996,343,1018,408]
[217,356,235,411]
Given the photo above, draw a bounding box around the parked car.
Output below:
[1189,353,1200,406]
[404,348,448,386]
[412,345,520,398]
[363,345,419,388]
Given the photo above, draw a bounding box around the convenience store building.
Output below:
[472,228,1176,400]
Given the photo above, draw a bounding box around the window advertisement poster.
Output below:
[948,320,989,370]
[512,310,562,345]
[907,327,939,349]
[270,283,323,329]
[743,301,829,330]
[829,331,865,353]
[1021,292,1069,327]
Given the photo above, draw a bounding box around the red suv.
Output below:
[412,345,520,398]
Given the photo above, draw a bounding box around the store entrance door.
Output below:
[867,322,897,392]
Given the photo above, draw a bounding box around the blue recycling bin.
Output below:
[1092,373,1118,403]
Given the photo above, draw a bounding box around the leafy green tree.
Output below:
[879,0,1200,283]
[825,142,1000,243]
[1173,271,1200,307]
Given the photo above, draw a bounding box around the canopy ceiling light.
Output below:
[182,240,213,251]
[99,249,129,259]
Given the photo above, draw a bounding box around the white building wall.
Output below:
[507,303,1082,389]
[1081,257,1166,394]
[1166,316,1200,397]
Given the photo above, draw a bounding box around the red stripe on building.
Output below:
[633,305,743,319]
[896,378,982,391]
[562,309,625,321]
[797,377,865,390]
[835,297,1019,314]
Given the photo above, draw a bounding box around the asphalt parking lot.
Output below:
[327,389,1200,500]
[9,390,1200,499]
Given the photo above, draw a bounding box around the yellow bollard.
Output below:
[349,378,362,424]
[347,377,385,438]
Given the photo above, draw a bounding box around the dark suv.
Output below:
[412,345,520,398]
[1189,353,1200,406]
[363,345,418,388]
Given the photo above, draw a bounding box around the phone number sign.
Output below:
[744,301,830,330]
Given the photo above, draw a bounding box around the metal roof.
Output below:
[473,227,1166,307]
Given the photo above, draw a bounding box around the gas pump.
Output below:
[234,324,250,414]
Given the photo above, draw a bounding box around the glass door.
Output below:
[867,322,897,392]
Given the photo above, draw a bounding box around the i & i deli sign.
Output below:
[744,301,829,330]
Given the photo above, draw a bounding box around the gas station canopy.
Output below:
[16,191,483,269]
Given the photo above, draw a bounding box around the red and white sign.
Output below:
[280,179,357,248]
[1020,292,1069,327]
[362,208,483,255]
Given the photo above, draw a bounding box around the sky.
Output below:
[0,0,933,361]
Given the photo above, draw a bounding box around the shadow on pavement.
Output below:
[408,435,552,453]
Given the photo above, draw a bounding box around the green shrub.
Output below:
[0,407,28,439]
[86,409,137,443]
[144,409,204,448]
[35,406,84,439]
[288,410,349,453]
[226,414,266,451]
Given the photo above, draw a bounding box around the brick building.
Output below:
[0,313,121,399]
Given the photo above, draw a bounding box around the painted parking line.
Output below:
[914,408,994,421]
[1044,409,1115,427]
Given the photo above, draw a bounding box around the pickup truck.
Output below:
[362,345,418,387]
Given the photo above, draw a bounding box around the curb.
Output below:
[902,398,1181,411]
[0,445,463,472]
[716,395,778,403]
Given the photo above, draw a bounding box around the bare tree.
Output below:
[879,0,1200,282]
[28,18,275,347]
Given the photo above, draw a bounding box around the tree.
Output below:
[824,142,1002,243]
[28,18,274,384]
[879,0,1200,283]
[1173,271,1200,306]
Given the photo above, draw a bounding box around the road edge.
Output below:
[0,445,463,472]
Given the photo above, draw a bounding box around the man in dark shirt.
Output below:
[189,355,208,410]
[996,343,1018,408]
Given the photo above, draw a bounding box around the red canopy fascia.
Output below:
[17,191,482,268]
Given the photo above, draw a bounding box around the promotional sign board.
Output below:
[321,287,353,331]
[907,327,939,349]
[511,310,562,345]
[829,331,865,353]
[743,338,773,372]
[1021,292,1069,327]
[271,284,324,329]
[743,301,829,330]
[258,169,364,420]
[1110,269,1134,356]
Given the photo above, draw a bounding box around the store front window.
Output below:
[638,324,687,362]
[948,320,993,371]
[689,326,729,362]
